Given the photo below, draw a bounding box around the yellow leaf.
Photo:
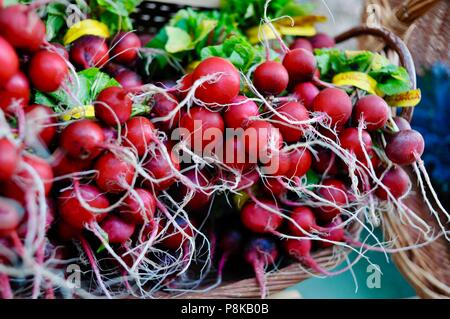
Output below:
[385,89,421,107]
[278,24,316,37]
[333,72,378,95]
[63,19,110,45]
[60,105,95,121]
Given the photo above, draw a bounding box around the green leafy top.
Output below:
[315,49,411,95]
[220,0,315,30]
[89,0,142,35]
[200,35,268,73]
[34,68,119,112]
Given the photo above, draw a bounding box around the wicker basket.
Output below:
[132,1,450,299]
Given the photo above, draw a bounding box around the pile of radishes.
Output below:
[0,2,448,300]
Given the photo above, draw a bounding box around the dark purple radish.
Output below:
[60,120,105,160]
[312,147,338,175]
[223,95,259,129]
[100,215,136,244]
[150,93,180,132]
[244,237,278,298]
[253,61,289,96]
[217,229,243,280]
[0,71,29,110]
[29,50,68,93]
[385,130,425,165]
[393,116,411,131]
[114,69,143,88]
[375,166,411,200]
[95,87,132,126]
[0,5,46,52]
[0,138,19,181]
[282,48,317,83]
[70,35,110,69]
[289,38,313,52]
[0,36,19,86]
[312,88,353,127]
[353,95,390,131]
[293,82,319,110]
[0,197,23,237]
[310,33,336,49]
[119,188,156,224]
[316,179,347,223]
[159,216,194,250]
[111,31,142,65]
[240,200,283,234]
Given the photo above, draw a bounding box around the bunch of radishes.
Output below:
[0,2,448,300]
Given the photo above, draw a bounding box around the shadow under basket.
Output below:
[132,1,450,299]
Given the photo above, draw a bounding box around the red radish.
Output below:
[0,72,30,110]
[114,69,143,88]
[143,149,180,191]
[0,5,46,52]
[375,166,410,200]
[339,128,373,159]
[60,120,105,160]
[223,135,252,172]
[95,87,132,126]
[385,130,424,165]
[253,61,289,96]
[94,152,135,193]
[2,153,53,203]
[119,188,156,224]
[0,36,19,86]
[293,82,319,110]
[353,95,390,131]
[285,147,312,178]
[244,121,283,163]
[223,95,259,129]
[57,221,82,242]
[175,73,193,99]
[244,237,278,298]
[312,88,353,127]
[192,57,240,104]
[236,169,260,190]
[261,149,290,176]
[316,218,345,248]
[289,38,313,52]
[316,179,347,222]
[29,50,68,92]
[24,104,57,146]
[70,35,109,69]
[272,101,309,142]
[52,153,92,177]
[241,200,282,234]
[58,184,109,230]
[282,48,316,83]
[179,106,225,152]
[0,138,19,181]
[310,33,336,49]
[100,215,136,244]
[263,178,286,197]
[150,93,180,132]
[160,217,194,250]
[111,32,142,65]
[17,199,54,237]
[312,148,338,175]
[393,116,411,131]
[0,197,23,237]
[122,116,155,157]
[178,170,211,211]
[288,206,317,236]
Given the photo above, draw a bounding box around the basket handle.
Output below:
[335,26,416,122]
[394,0,440,25]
